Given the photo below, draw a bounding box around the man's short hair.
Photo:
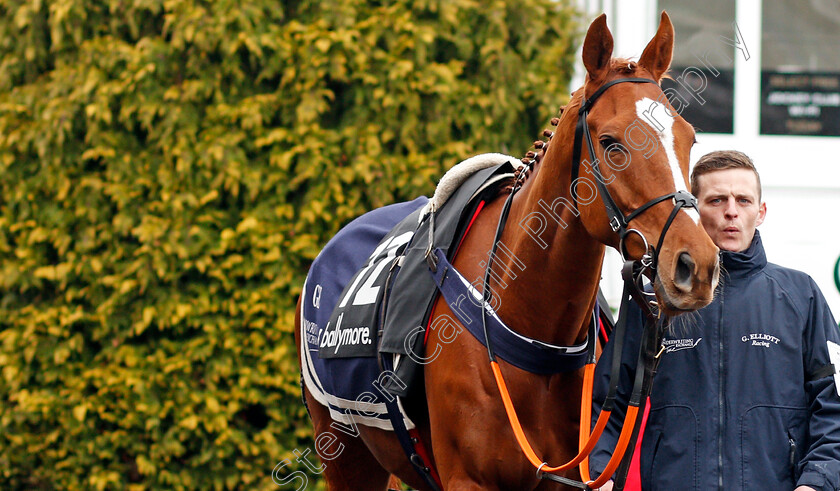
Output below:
[690,150,762,200]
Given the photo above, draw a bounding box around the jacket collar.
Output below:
[720,230,767,280]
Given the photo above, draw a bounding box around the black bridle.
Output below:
[477,76,700,490]
[483,75,700,357]
[569,77,698,271]
[563,77,700,490]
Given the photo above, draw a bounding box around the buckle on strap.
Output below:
[425,247,438,272]
[673,189,698,209]
[424,211,437,272]
[619,228,650,263]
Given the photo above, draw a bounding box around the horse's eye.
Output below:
[599,136,619,149]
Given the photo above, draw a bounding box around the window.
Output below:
[761,0,840,136]
[658,0,736,134]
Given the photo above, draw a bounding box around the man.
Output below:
[590,151,840,490]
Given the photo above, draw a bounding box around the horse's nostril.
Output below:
[674,252,695,289]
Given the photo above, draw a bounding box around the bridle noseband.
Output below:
[570,77,699,270]
[472,76,700,490]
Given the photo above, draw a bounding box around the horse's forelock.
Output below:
[610,58,639,75]
[607,57,673,82]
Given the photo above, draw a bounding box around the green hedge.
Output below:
[0,0,579,488]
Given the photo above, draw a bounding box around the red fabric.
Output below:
[452,200,485,257]
[624,397,651,490]
[599,317,609,343]
[408,428,443,489]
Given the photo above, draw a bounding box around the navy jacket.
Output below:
[590,232,840,490]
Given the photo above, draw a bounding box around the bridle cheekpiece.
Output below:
[570,77,699,271]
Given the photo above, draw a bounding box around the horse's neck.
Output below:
[494,135,605,347]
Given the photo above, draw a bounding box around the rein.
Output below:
[479,76,697,489]
[571,77,698,268]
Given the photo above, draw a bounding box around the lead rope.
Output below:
[487,260,663,490]
[481,76,694,489]
[480,174,651,489]
[611,264,666,491]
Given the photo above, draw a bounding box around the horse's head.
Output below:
[563,12,719,315]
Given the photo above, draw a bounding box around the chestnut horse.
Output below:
[295,12,719,490]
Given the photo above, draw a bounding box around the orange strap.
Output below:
[490,360,640,488]
[586,405,639,488]
[579,362,600,481]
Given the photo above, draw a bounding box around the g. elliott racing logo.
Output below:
[741,333,780,348]
[320,313,372,355]
[663,337,702,353]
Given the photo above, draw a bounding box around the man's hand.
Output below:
[595,480,614,491]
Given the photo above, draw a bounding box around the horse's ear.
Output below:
[639,11,674,81]
[582,14,613,82]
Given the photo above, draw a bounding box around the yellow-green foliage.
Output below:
[0,0,579,488]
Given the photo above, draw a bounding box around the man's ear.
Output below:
[756,202,767,227]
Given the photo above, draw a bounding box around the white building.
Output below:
[582,0,840,317]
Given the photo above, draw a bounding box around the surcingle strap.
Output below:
[427,248,589,374]
[380,354,444,491]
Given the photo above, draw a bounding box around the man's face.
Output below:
[695,168,766,252]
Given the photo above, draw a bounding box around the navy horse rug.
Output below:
[299,197,428,430]
[299,154,520,430]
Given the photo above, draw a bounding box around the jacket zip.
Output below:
[718,293,725,490]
